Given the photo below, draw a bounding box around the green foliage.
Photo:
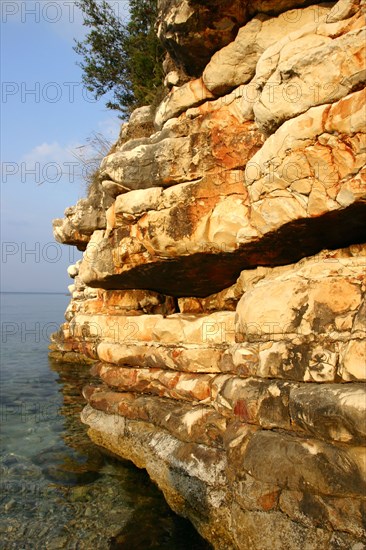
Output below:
[74,0,165,116]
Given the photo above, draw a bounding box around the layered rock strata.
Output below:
[52,0,366,548]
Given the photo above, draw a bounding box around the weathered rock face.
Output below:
[77,88,366,297]
[157,0,249,76]
[202,4,333,96]
[52,0,366,548]
[156,0,331,76]
[53,192,113,250]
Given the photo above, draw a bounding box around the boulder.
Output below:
[203,5,332,96]
[53,195,110,248]
[155,77,215,128]
[254,23,366,133]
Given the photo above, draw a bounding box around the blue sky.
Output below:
[1,1,129,292]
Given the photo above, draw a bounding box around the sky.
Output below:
[1,0,130,292]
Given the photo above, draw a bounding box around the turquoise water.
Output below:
[0,293,211,549]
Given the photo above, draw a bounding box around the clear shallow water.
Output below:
[0,293,211,549]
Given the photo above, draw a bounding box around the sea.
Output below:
[0,292,211,549]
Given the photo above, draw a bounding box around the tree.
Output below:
[74,0,165,116]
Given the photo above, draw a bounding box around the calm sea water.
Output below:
[0,293,211,549]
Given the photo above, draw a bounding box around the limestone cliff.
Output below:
[51,0,366,548]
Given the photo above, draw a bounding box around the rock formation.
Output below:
[51,0,366,547]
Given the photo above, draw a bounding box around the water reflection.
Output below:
[1,357,211,549]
